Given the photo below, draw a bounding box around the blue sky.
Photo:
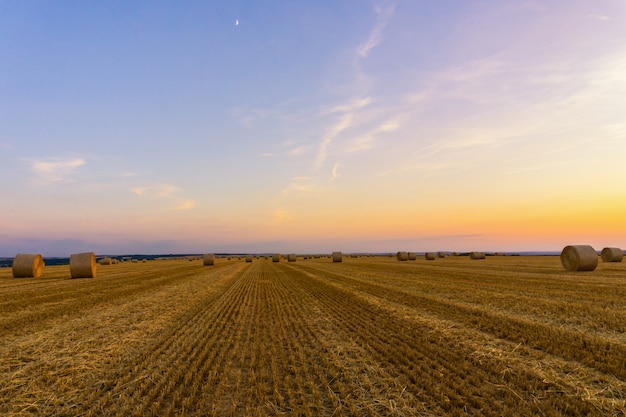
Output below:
[1,1,625,256]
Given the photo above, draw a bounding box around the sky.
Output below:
[1,0,626,256]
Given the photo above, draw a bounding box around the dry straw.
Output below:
[99,258,113,265]
[601,247,623,263]
[332,251,342,262]
[437,252,446,258]
[203,253,215,266]
[469,252,486,260]
[12,253,44,278]
[70,252,96,278]
[407,252,417,260]
[272,254,281,263]
[424,252,436,261]
[560,245,598,272]
[287,254,296,262]
[245,255,253,263]
[397,251,408,261]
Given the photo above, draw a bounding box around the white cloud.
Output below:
[270,209,293,224]
[357,4,395,58]
[131,183,196,211]
[315,112,355,169]
[29,157,86,184]
[331,163,340,180]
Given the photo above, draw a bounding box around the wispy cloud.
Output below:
[315,113,355,169]
[281,177,314,196]
[270,209,293,224]
[357,4,395,58]
[131,183,196,211]
[331,163,340,180]
[28,157,86,184]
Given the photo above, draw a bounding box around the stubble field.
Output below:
[0,255,624,416]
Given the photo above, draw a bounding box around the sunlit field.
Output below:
[1,255,624,416]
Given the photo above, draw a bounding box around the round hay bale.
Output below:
[469,252,485,260]
[561,245,598,271]
[407,252,417,260]
[437,252,445,258]
[601,247,623,263]
[245,255,253,263]
[99,257,113,265]
[272,254,281,263]
[70,252,96,278]
[332,251,342,262]
[424,252,436,260]
[12,254,44,278]
[287,254,296,262]
[397,251,408,261]
[203,253,215,266]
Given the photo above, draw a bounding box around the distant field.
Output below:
[0,256,624,416]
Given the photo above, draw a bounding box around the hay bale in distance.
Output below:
[397,251,408,261]
[287,254,296,262]
[407,252,417,260]
[99,257,113,265]
[272,254,281,263]
[424,252,436,261]
[12,254,44,278]
[332,251,342,262]
[70,252,96,278]
[437,252,445,258]
[469,252,486,260]
[245,255,253,263]
[203,253,215,266]
[601,247,623,263]
[561,245,598,271]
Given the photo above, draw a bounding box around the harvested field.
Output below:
[0,256,625,416]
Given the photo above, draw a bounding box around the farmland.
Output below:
[0,256,625,416]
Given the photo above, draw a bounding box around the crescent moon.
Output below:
[235,19,239,26]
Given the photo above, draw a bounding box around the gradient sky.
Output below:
[1,1,625,256]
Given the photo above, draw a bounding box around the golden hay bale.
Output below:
[70,252,96,278]
[560,245,598,271]
[287,254,296,262]
[397,251,408,261]
[332,251,342,262]
[272,254,281,263]
[12,253,44,278]
[203,253,215,266]
[407,252,417,260]
[437,252,445,258]
[245,255,253,263]
[601,247,623,263]
[469,252,485,260]
[424,252,436,260]
[99,257,112,265]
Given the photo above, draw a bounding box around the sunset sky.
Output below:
[1,1,625,256]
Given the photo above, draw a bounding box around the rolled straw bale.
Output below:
[407,252,417,260]
[99,258,112,265]
[332,251,342,262]
[397,251,408,261]
[245,255,253,263]
[287,254,296,262]
[272,254,281,263]
[437,252,445,258]
[601,247,623,263]
[560,245,598,271]
[70,252,96,278]
[203,253,215,266]
[424,252,436,260]
[12,254,44,278]
[469,252,486,260]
